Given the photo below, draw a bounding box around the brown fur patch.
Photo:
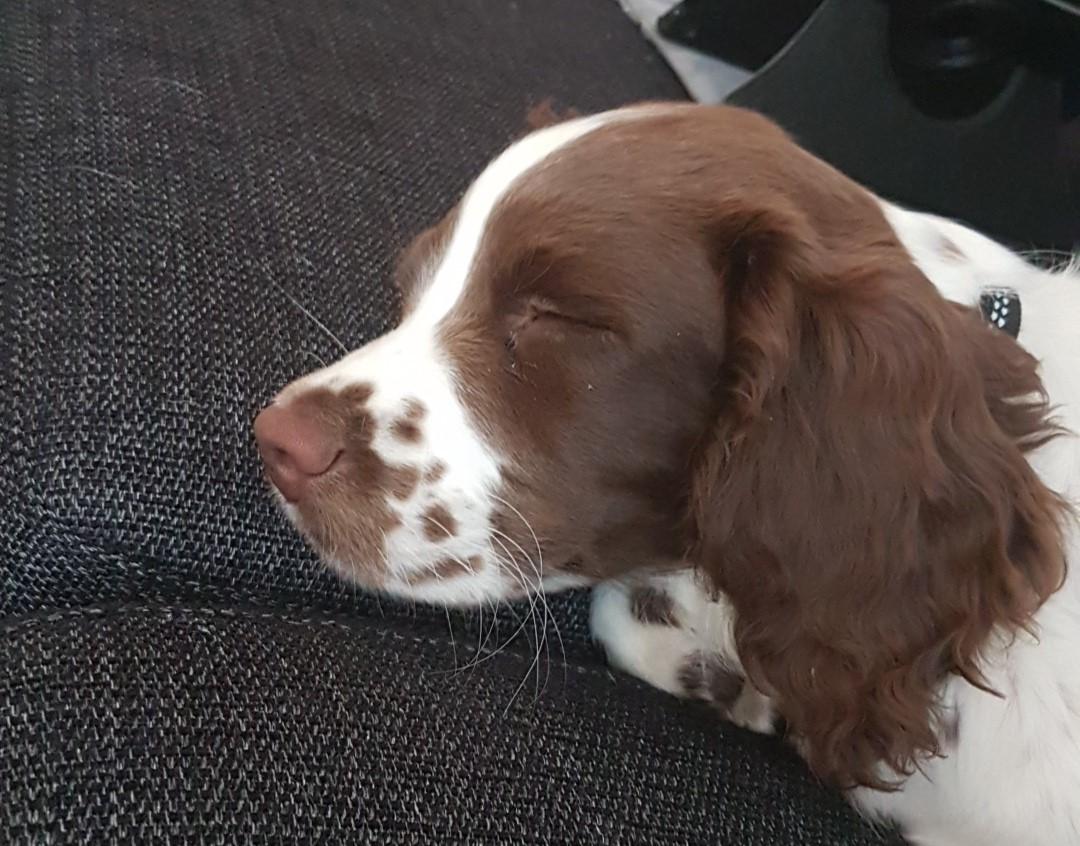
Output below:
[677,656,705,697]
[392,418,422,443]
[341,383,374,406]
[677,652,744,708]
[629,586,680,626]
[391,399,426,443]
[424,461,447,483]
[709,666,745,707]
[524,97,580,132]
[422,503,458,541]
[406,556,476,585]
[386,464,420,501]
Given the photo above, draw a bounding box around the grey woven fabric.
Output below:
[2,0,907,842]
[0,0,688,648]
[0,604,905,845]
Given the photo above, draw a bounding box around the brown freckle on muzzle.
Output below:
[422,503,457,541]
[392,398,427,443]
[386,464,421,501]
[424,461,447,483]
[406,555,480,585]
[341,383,375,405]
[392,419,422,443]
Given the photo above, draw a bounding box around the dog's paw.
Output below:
[590,575,778,735]
[728,682,778,735]
[590,578,701,697]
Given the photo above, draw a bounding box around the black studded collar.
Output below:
[979,289,1021,338]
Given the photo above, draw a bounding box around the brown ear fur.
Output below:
[690,201,1067,789]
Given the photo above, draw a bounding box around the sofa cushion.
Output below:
[0,603,906,845]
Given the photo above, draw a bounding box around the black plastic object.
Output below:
[888,0,1025,119]
[657,0,825,70]
[717,0,1080,249]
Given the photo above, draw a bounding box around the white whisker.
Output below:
[488,496,565,699]
[301,348,328,368]
[489,530,548,715]
[444,606,459,668]
[491,526,550,701]
[446,542,537,676]
[491,534,541,667]
[268,279,350,355]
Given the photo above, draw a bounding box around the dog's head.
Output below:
[255,103,1065,787]
[255,104,729,603]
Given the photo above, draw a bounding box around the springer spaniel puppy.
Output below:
[253,103,1080,845]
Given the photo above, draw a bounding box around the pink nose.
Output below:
[253,402,343,503]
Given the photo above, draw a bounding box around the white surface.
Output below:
[616,0,751,103]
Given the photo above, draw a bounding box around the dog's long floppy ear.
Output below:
[688,196,1067,789]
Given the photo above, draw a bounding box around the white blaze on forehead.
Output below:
[413,111,621,325]
[282,108,664,400]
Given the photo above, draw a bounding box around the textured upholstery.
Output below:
[1,0,903,841]
[1,605,904,844]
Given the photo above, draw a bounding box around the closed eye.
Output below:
[505,306,601,358]
[519,297,612,333]
[505,301,619,375]
[533,308,610,332]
